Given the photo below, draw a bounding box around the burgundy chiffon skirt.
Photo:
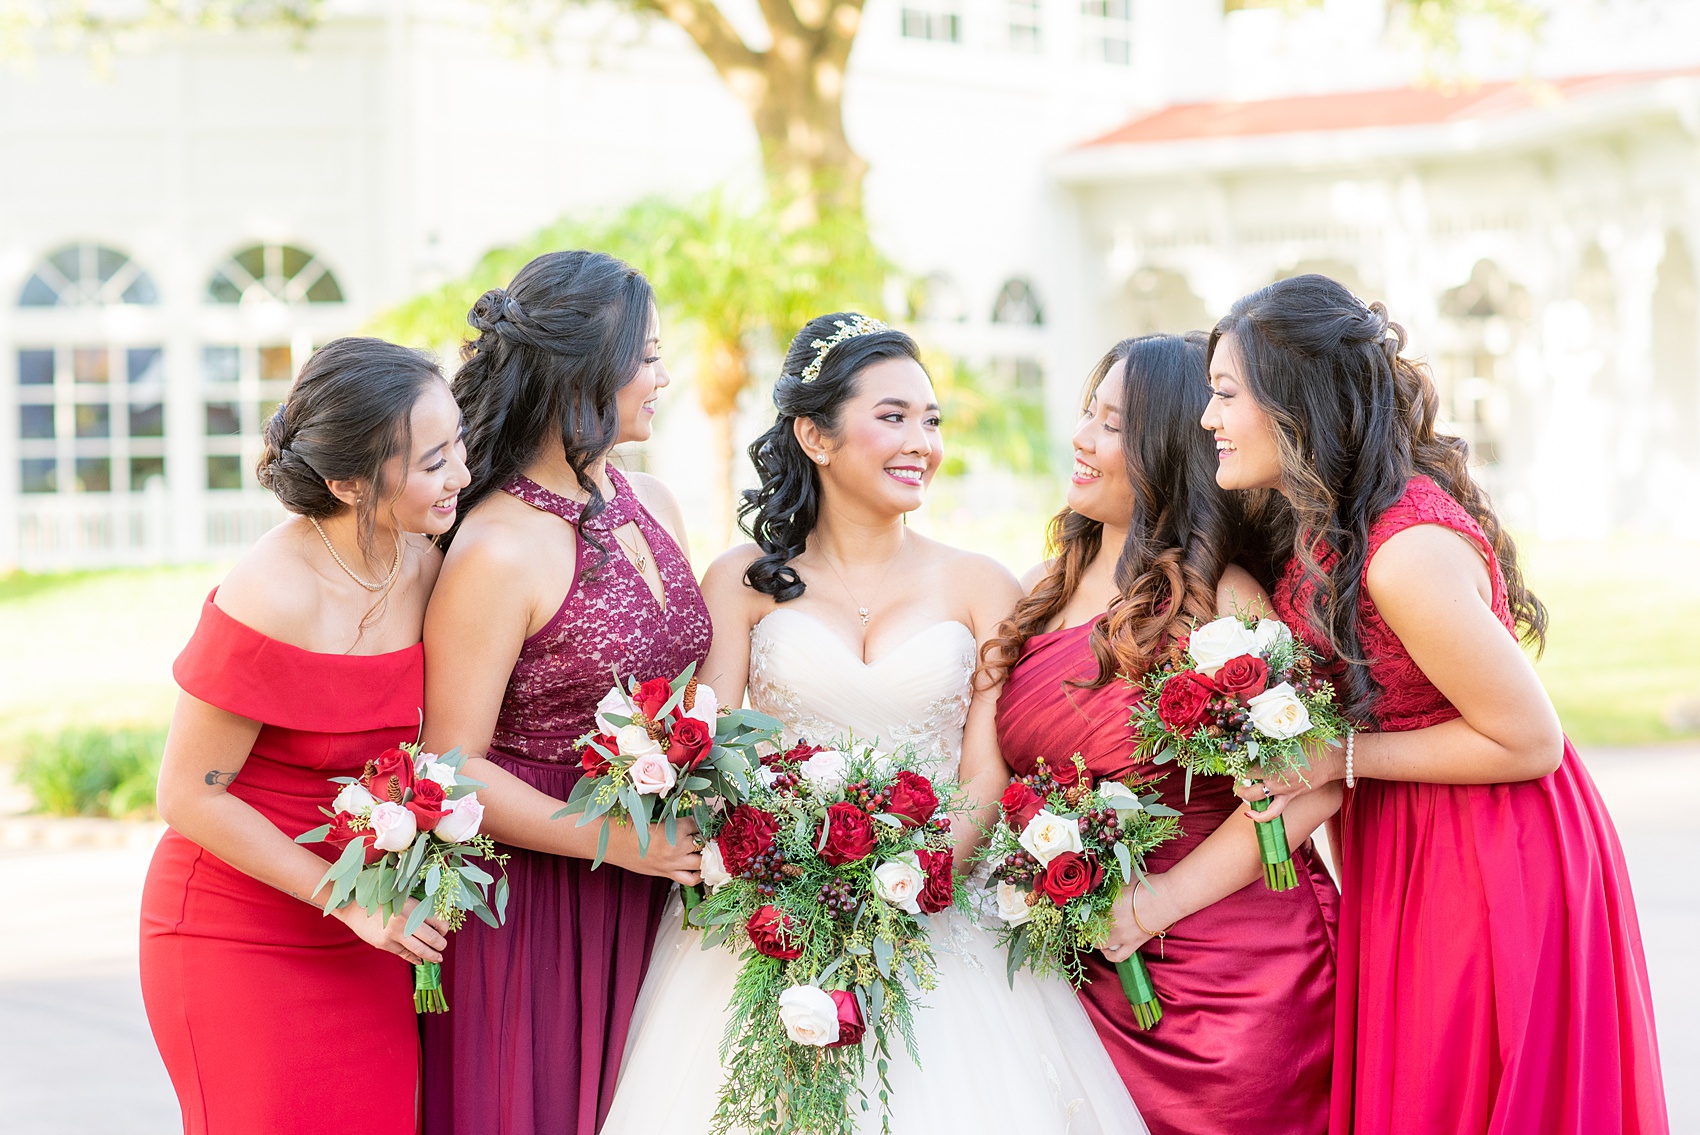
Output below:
[421,752,671,1135]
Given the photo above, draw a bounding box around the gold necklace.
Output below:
[309,517,403,592]
[818,535,904,627]
[614,527,649,574]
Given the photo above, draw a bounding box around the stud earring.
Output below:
[815,454,827,465]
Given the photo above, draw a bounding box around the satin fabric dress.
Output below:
[139,593,424,1135]
[420,468,713,1135]
[1272,476,1668,1135]
[996,620,1339,1135]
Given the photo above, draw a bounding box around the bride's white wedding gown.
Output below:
[601,608,1148,1134]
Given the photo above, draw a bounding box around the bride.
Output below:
[601,314,1146,1134]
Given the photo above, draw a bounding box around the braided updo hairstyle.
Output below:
[450,250,654,566]
[739,313,925,601]
[1210,273,1547,722]
[257,336,444,561]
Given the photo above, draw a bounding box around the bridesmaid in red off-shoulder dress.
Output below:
[140,338,469,1134]
[1209,276,1667,1134]
[989,334,1341,1135]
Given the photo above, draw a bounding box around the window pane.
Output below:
[21,458,57,493]
[203,346,240,385]
[20,405,55,439]
[305,271,344,303]
[75,403,111,438]
[280,246,311,279]
[127,347,163,384]
[234,246,266,281]
[121,272,160,305]
[207,272,243,304]
[129,402,165,437]
[130,456,166,491]
[73,347,109,383]
[207,454,243,490]
[205,402,241,436]
[256,398,285,431]
[18,349,54,385]
[259,345,293,382]
[19,275,58,306]
[95,247,126,284]
[75,457,112,492]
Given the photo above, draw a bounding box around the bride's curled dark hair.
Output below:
[739,313,924,601]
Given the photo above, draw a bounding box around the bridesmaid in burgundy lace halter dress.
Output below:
[1210,276,1667,1135]
[419,252,710,1135]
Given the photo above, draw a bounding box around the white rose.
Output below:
[423,761,458,790]
[594,684,634,733]
[435,794,485,843]
[368,802,417,852]
[1187,616,1263,678]
[700,838,731,889]
[1018,810,1084,865]
[799,750,851,798]
[682,683,719,728]
[1253,618,1293,653]
[616,723,663,761]
[1246,682,1312,740]
[872,853,926,914]
[777,985,841,1047]
[1097,781,1143,812]
[628,752,678,796]
[332,783,377,817]
[994,879,1034,927]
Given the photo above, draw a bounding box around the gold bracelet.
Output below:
[1130,891,1167,959]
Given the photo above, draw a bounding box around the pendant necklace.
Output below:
[819,535,904,627]
[310,517,404,592]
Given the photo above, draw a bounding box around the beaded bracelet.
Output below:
[1344,729,1356,789]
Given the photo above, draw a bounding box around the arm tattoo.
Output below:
[204,769,237,787]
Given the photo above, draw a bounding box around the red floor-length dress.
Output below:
[997,621,1339,1135]
[1273,476,1668,1135]
[140,592,424,1135]
[421,468,713,1135]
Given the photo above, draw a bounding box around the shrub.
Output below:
[17,725,165,818]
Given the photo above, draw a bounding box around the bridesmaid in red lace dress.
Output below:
[990,333,1342,1135]
[419,252,709,1135]
[1210,275,1668,1135]
[140,338,469,1133]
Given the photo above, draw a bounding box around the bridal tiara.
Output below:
[799,315,890,383]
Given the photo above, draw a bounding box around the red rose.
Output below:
[764,741,825,768]
[1215,654,1269,699]
[406,778,446,832]
[716,804,780,876]
[1001,781,1044,830]
[1156,670,1217,732]
[668,717,714,770]
[324,811,381,864]
[746,905,804,960]
[635,677,673,721]
[826,989,865,1048]
[364,748,415,803]
[581,734,616,778]
[884,770,939,827]
[1034,851,1105,905]
[915,848,955,914]
[818,802,877,866]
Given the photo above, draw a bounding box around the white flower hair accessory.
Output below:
[799,315,890,383]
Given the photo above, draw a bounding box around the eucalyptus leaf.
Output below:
[403,897,431,937]
[871,935,894,979]
[594,820,611,868]
[295,823,332,845]
[1113,841,1134,885]
[425,863,442,895]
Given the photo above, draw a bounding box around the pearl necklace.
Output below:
[309,516,403,592]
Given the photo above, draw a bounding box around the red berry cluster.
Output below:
[816,876,860,920]
[745,847,791,897]
[995,848,1042,886]
[1079,805,1123,846]
[765,768,803,795]
[843,778,889,815]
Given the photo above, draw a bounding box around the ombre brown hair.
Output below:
[1209,274,1546,722]
[981,333,1249,688]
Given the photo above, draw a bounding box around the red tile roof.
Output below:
[1083,66,1700,147]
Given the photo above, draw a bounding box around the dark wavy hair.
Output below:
[1210,273,1547,722]
[258,336,443,562]
[449,250,654,570]
[739,313,925,601]
[982,333,1246,688]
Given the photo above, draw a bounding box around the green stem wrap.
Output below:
[1249,797,1298,891]
[680,883,705,931]
[1115,953,1162,1031]
[414,961,448,1014]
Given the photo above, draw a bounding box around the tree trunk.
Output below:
[698,335,751,550]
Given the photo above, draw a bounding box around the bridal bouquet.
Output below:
[977,755,1181,1030]
[1130,614,1346,890]
[688,738,963,1135]
[297,742,508,1012]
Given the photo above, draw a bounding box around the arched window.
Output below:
[991,277,1044,325]
[910,271,969,323]
[19,243,158,307]
[207,243,343,305]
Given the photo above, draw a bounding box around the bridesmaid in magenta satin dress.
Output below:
[1208,276,1668,1134]
[988,334,1341,1135]
[418,253,711,1135]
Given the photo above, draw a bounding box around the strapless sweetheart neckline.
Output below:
[753,607,974,669]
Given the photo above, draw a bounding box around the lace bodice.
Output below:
[1272,475,1516,733]
[746,608,977,774]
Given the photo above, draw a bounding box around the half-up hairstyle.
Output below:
[258,336,443,562]
[450,250,654,570]
[739,313,924,601]
[982,333,1243,688]
[1209,273,1546,722]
